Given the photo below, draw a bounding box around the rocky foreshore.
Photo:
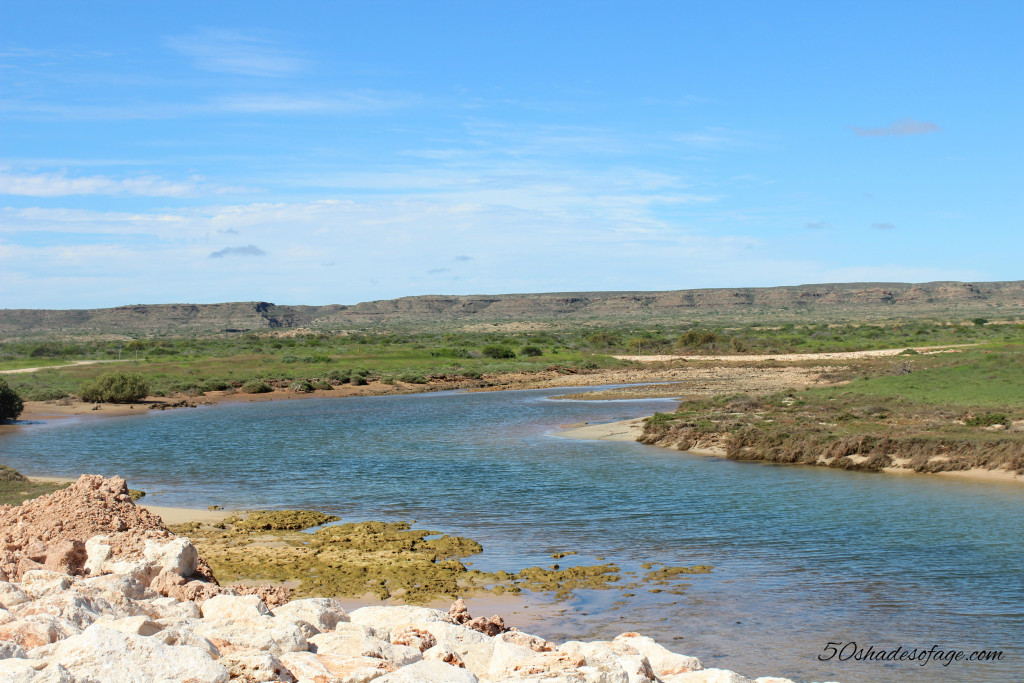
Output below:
[0,476,814,683]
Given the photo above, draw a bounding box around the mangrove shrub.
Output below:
[79,372,149,403]
[0,379,24,421]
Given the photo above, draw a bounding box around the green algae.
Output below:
[171,510,710,604]
[227,510,340,531]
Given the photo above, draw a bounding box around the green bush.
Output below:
[328,369,350,383]
[289,380,315,393]
[312,379,333,390]
[482,344,516,359]
[0,379,24,421]
[351,375,368,386]
[520,345,543,357]
[241,379,273,394]
[398,373,428,384]
[964,412,1009,427]
[79,372,149,403]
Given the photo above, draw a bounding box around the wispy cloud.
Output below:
[165,29,305,77]
[0,169,251,197]
[805,221,831,230]
[209,245,266,258]
[872,222,895,230]
[850,119,941,137]
[454,255,474,262]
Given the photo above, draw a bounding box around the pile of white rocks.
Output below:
[0,535,809,683]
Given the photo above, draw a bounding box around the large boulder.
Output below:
[44,624,229,682]
[200,594,272,621]
[272,597,349,633]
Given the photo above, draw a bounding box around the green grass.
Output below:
[0,479,71,506]
[817,346,1024,409]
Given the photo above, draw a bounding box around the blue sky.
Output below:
[1,1,1021,309]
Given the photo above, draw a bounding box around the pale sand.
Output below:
[556,418,646,441]
[0,359,131,375]
[141,505,233,525]
[613,343,977,363]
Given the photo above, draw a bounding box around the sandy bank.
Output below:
[141,504,234,525]
[556,418,647,441]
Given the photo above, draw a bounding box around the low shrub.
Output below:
[311,379,332,390]
[964,412,1009,427]
[398,374,428,384]
[289,380,315,393]
[520,345,543,357]
[482,345,516,359]
[79,372,149,403]
[0,379,24,421]
[328,369,350,383]
[241,379,273,394]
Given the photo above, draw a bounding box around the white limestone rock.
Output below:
[559,641,657,683]
[153,625,221,658]
[220,649,298,682]
[143,537,199,578]
[0,615,77,651]
[0,640,28,659]
[19,571,72,600]
[192,616,308,656]
[0,582,32,609]
[611,633,703,678]
[279,650,399,682]
[200,593,272,621]
[92,615,163,636]
[310,628,422,668]
[273,597,349,633]
[376,659,481,682]
[0,659,75,683]
[661,669,754,683]
[80,573,155,601]
[83,536,111,577]
[144,595,202,620]
[416,621,494,676]
[348,605,451,638]
[13,592,112,630]
[46,624,228,682]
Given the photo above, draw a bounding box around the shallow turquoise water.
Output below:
[2,388,1022,682]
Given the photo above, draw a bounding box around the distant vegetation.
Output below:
[0,318,1021,404]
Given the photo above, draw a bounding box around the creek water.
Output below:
[2,387,1022,682]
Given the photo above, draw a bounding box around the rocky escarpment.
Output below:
[4,280,1023,336]
[0,476,809,682]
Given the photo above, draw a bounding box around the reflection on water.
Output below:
[1,388,1022,682]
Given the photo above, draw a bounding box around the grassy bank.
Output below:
[639,344,1024,475]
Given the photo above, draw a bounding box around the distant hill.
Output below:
[2,281,1023,338]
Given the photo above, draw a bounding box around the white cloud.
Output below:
[209,245,266,258]
[851,119,941,137]
[0,170,252,197]
[164,29,305,77]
